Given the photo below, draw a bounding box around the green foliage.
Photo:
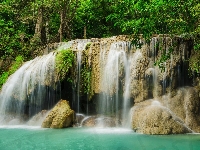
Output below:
[55,49,74,81]
[0,0,80,62]
[107,0,200,72]
[189,32,200,74]
[0,3,25,59]
[72,0,120,38]
[189,51,200,74]
[1,0,200,75]
[85,42,92,50]
[0,72,9,89]
[9,55,24,75]
[81,65,92,95]
[154,46,174,71]
[0,55,24,89]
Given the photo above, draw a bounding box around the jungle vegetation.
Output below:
[0,0,199,79]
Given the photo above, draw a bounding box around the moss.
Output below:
[55,49,75,81]
[189,50,200,74]
[80,47,94,100]
[85,42,92,50]
[81,65,92,97]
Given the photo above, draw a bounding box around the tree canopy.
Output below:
[0,0,200,73]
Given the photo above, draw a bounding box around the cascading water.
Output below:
[73,39,90,124]
[99,42,126,123]
[0,52,58,125]
[99,41,143,127]
[122,49,143,127]
[76,49,82,114]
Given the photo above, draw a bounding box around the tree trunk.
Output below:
[34,7,43,38]
[84,26,86,39]
[57,0,79,42]
[45,21,49,43]
[59,9,66,42]
[33,6,46,44]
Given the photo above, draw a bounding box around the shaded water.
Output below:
[0,127,199,150]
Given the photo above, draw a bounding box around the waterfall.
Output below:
[99,42,126,118]
[73,39,90,124]
[122,50,142,127]
[0,35,193,130]
[0,52,58,125]
[99,41,137,127]
[76,50,82,114]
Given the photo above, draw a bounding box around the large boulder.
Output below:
[42,100,74,128]
[131,100,192,134]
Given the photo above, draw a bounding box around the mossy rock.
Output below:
[42,99,74,128]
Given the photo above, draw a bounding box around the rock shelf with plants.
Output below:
[0,35,200,135]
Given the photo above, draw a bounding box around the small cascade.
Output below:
[0,52,58,125]
[162,65,167,95]
[73,39,90,124]
[80,116,91,127]
[151,99,194,133]
[152,67,160,98]
[98,41,146,127]
[76,50,82,114]
[99,42,127,126]
[122,50,142,127]
[27,110,49,126]
[57,41,74,51]
[149,37,160,98]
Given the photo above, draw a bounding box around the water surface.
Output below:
[0,126,199,150]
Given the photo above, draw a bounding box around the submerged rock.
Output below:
[42,100,74,128]
[81,116,121,127]
[131,100,192,134]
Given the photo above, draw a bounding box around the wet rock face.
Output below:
[131,86,200,134]
[131,100,192,134]
[42,100,74,128]
[167,87,200,132]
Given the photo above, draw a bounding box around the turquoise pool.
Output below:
[0,126,199,150]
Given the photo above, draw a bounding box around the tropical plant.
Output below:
[0,55,24,89]
[107,0,200,72]
[55,49,75,81]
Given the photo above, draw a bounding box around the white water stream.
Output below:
[0,52,57,125]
